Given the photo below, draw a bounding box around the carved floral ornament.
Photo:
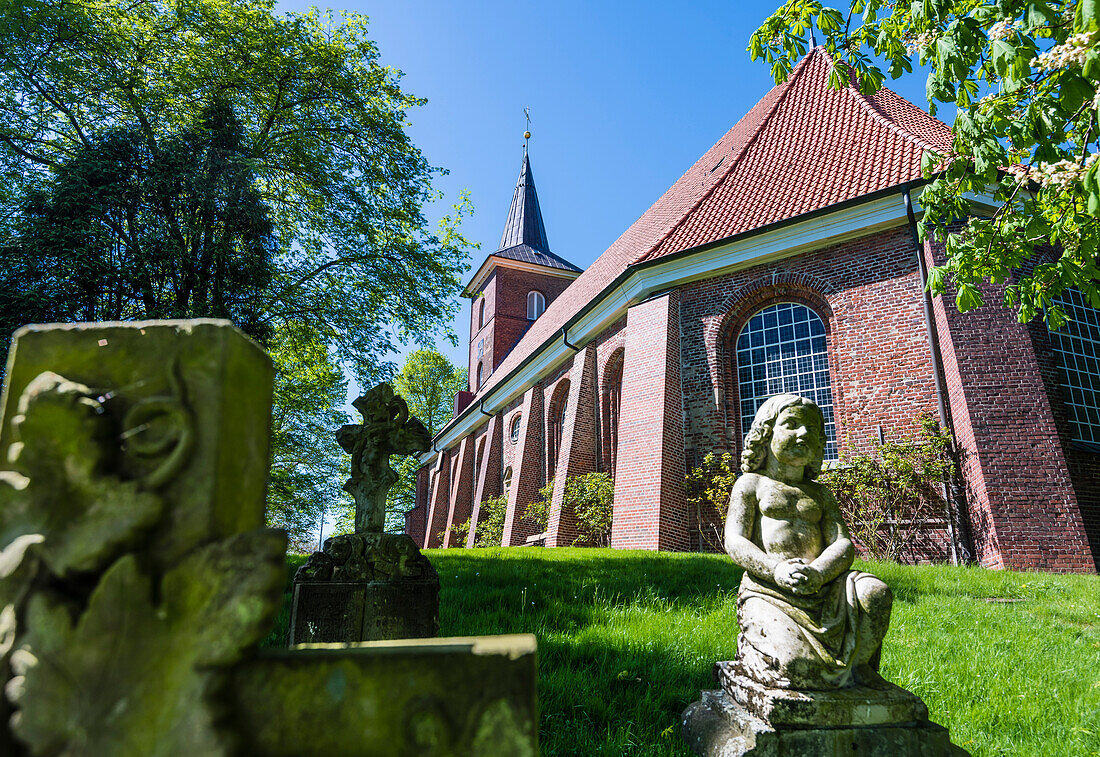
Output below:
[0,367,284,757]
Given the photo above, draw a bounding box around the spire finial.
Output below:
[523,107,531,154]
[809,18,818,48]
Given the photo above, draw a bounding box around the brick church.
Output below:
[405,48,1099,573]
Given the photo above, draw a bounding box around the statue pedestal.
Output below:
[682,662,970,756]
[289,533,440,644]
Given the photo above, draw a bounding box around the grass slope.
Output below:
[270,549,1100,756]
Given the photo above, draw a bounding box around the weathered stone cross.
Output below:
[337,383,430,533]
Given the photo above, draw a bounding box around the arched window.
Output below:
[548,381,569,476]
[735,303,836,461]
[502,466,513,494]
[1049,288,1100,444]
[604,352,624,477]
[510,413,522,443]
[527,291,546,320]
[476,362,484,389]
[478,299,486,330]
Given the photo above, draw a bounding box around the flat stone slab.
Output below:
[717,660,929,727]
[230,634,538,756]
[682,689,969,757]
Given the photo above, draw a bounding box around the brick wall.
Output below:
[546,346,599,547]
[927,240,1095,572]
[611,291,689,550]
[679,224,939,468]
[502,383,546,545]
[678,225,943,555]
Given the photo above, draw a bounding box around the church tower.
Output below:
[463,144,581,394]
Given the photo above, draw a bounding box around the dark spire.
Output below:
[498,151,551,254]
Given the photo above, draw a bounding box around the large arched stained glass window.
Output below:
[1048,288,1100,444]
[736,303,836,461]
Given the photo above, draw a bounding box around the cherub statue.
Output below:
[726,394,892,690]
[337,384,431,533]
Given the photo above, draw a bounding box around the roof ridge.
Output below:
[827,52,946,155]
[633,49,822,265]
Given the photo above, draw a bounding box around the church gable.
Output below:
[473,47,952,402]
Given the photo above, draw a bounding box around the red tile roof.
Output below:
[472,48,952,402]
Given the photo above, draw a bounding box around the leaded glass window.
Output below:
[1049,288,1100,444]
[735,303,836,461]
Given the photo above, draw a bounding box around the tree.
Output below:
[751,0,1100,326]
[386,349,467,531]
[0,0,473,544]
[0,100,275,355]
[267,324,350,552]
[0,0,471,382]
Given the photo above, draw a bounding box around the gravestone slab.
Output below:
[289,578,439,644]
[230,634,539,756]
[0,320,283,757]
[290,387,438,643]
[292,532,439,644]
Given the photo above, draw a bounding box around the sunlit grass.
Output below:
[270,548,1100,756]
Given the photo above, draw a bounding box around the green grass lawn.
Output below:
[268,549,1100,756]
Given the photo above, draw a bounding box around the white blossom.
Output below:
[988,20,1015,40]
[905,32,937,55]
[1007,155,1099,188]
[1035,32,1098,71]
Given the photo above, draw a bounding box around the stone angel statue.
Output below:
[726,393,892,690]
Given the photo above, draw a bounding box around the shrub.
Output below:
[525,472,615,546]
[524,481,553,533]
[685,451,738,552]
[820,415,955,563]
[473,493,508,548]
[440,518,471,548]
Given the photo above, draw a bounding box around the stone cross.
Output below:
[337,384,431,533]
[0,321,536,756]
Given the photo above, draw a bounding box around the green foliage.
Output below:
[820,416,956,563]
[567,472,615,547]
[530,473,615,546]
[684,452,739,551]
[387,350,468,532]
[441,518,472,549]
[392,349,469,437]
[442,493,509,549]
[750,0,1100,326]
[266,324,350,552]
[473,493,509,548]
[0,101,275,359]
[0,0,473,377]
[525,480,554,533]
[0,0,474,539]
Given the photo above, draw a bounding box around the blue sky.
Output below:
[278,0,934,370]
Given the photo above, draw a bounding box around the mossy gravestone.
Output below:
[290,383,440,644]
[0,321,537,756]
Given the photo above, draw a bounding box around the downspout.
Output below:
[478,400,493,419]
[561,326,579,352]
[903,186,972,564]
